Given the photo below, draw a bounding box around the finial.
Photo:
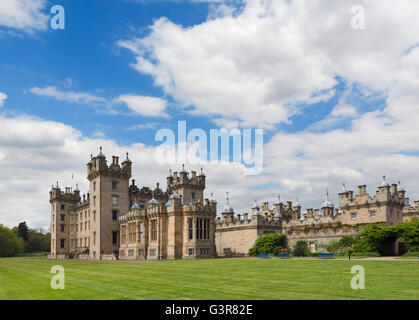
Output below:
[381,174,388,186]
[201,167,203,174]
[181,163,185,172]
[342,182,347,192]
[56,181,59,188]
[226,192,230,205]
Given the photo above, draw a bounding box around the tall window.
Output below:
[139,222,144,242]
[191,192,195,200]
[151,220,157,241]
[196,219,210,240]
[112,196,118,206]
[112,232,118,245]
[60,239,65,249]
[93,232,96,245]
[369,210,376,218]
[112,181,117,190]
[112,210,118,221]
[188,218,193,240]
[121,226,126,244]
[61,204,65,211]
[129,223,135,243]
[60,214,65,221]
[60,224,65,232]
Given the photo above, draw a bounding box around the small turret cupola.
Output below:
[381,175,389,187]
[97,146,105,158]
[222,192,234,214]
[122,152,132,164]
[148,191,159,205]
[322,189,334,208]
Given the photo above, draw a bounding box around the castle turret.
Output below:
[321,189,334,216]
[221,192,234,222]
[167,164,205,205]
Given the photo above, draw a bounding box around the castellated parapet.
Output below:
[166,165,206,205]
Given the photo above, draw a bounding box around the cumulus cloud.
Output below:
[118,0,419,129]
[116,95,169,118]
[0,92,7,107]
[0,0,49,32]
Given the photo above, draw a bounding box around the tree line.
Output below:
[0,222,50,257]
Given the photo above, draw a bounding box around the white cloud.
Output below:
[126,122,159,130]
[0,92,7,107]
[116,94,169,118]
[0,0,49,32]
[118,0,419,129]
[29,86,107,105]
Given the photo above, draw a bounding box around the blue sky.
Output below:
[1,0,419,228]
[0,0,217,146]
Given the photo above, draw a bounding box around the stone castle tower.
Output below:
[50,149,216,260]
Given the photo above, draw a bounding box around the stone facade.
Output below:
[50,152,417,260]
[215,177,414,256]
[50,149,216,260]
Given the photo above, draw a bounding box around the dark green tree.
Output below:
[17,222,29,242]
[248,233,287,256]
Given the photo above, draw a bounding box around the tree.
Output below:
[248,233,287,256]
[292,240,310,257]
[353,224,397,255]
[394,219,419,252]
[0,224,22,257]
[17,222,29,242]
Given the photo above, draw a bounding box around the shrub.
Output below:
[338,236,356,248]
[248,233,287,256]
[402,251,419,257]
[292,240,310,257]
[325,241,341,253]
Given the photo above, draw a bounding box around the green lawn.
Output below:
[0,257,417,300]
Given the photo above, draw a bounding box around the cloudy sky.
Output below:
[1,0,419,229]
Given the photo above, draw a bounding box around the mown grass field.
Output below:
[0,257,417,300]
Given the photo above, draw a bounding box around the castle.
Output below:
[50,149,419,260]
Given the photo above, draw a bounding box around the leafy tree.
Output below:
[353,224,397,255]
[338,236,356,248]
[248,233,287,256]
[0,224,22,257]
[325,240,341,253]
[394,219,419,252]
[292,240,310,257]
[17,222,30,242]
